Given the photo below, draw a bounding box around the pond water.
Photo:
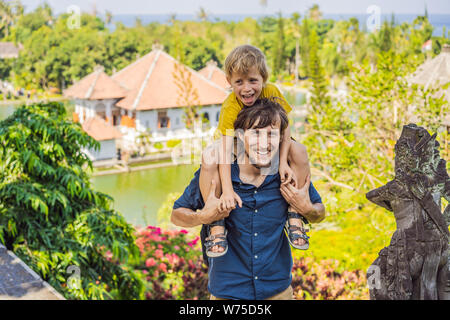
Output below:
[90,164,199,227]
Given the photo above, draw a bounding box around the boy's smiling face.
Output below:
[227,65,264,107]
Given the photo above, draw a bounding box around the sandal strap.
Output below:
[205,221,228,255]
[288,211,309,224]
[289,232,310,242]
[205,234,226,242]
[288,225,308,233]
[209,219,225,227]
[205,240,227,250]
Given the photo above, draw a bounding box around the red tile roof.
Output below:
[198,61,229,90]
[64,66,128,100]
[82,117,122,141]
[112,49,228,110]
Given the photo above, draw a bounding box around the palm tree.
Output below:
[290,12,301,82]
[0,0,23,38]
[197,7,209,22]
[105,10,113,24]
[272,12,286,76]
[300,17,311,77]
[308,4,322,22]
[168,13,177,25]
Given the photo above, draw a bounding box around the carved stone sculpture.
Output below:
[366,123,450,300]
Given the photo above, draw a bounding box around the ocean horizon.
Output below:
[104,13,450,36]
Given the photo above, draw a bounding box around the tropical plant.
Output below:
[0,102,145,299]
[0,0,23,39]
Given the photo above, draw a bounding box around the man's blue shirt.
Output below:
[173,165,322,300]
[173,167,322,210]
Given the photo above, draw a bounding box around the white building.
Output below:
[64,46,229,159]
[82,117,122,161]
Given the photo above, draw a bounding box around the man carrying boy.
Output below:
[171,100,325,299]
[200,45,312,255]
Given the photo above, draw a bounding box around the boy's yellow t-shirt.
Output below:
[216,83,292,137]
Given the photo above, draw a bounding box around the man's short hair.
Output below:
[233,98,289,133]
[224,45,269,83]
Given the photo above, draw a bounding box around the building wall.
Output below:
[136,105,221,132]
[198,105,221,127]
[167,108,184,130]
[136,110,158,132]
[75,98,120,124]
[84,139,117,161]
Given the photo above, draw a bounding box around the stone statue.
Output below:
[366,123,450,300]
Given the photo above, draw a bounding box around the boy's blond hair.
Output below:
[224,45,268,83]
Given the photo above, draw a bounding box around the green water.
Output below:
[90,164,199,227]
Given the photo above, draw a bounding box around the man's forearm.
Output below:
[302,203,325,224]
[171,207,204,228]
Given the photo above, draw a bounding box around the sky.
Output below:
[18,0,450,15]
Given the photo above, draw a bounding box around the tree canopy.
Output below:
[1,2,448,91]
[0,102,145,299]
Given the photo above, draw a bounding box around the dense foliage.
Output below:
[1,1,449,300]
[0,102,144,299]
[132,225,369,300]
[296,35,449,276]
[132,226,206,299]
[1,2,448,90]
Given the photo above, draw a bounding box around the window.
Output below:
[158,111,170,129]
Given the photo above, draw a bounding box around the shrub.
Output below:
[292,257,369,300]
[132,226,369,300]
[132,226,208,300]
[0,102,145,299]
[166,139,182,148]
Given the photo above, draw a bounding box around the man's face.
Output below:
[227,65,264,107]
[240,117,281,168]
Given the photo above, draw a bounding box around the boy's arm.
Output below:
[219,134,234,194]
[218,134,242,209]
[280,124,292,164]
[279,124,297,185]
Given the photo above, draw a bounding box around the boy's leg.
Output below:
[199,142,225,254]
[199,142,222,201]
[287,140,311,246]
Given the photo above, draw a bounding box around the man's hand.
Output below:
[280,174,313,215]
[280,174,325,223]
[200,180,232,224]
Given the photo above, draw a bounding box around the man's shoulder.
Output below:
[173,168,203,210]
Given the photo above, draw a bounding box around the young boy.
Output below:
[199,45,312,257]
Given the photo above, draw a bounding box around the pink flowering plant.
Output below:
[292,257,369,300]
[130,226,208,300]
[122,226,369,300]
